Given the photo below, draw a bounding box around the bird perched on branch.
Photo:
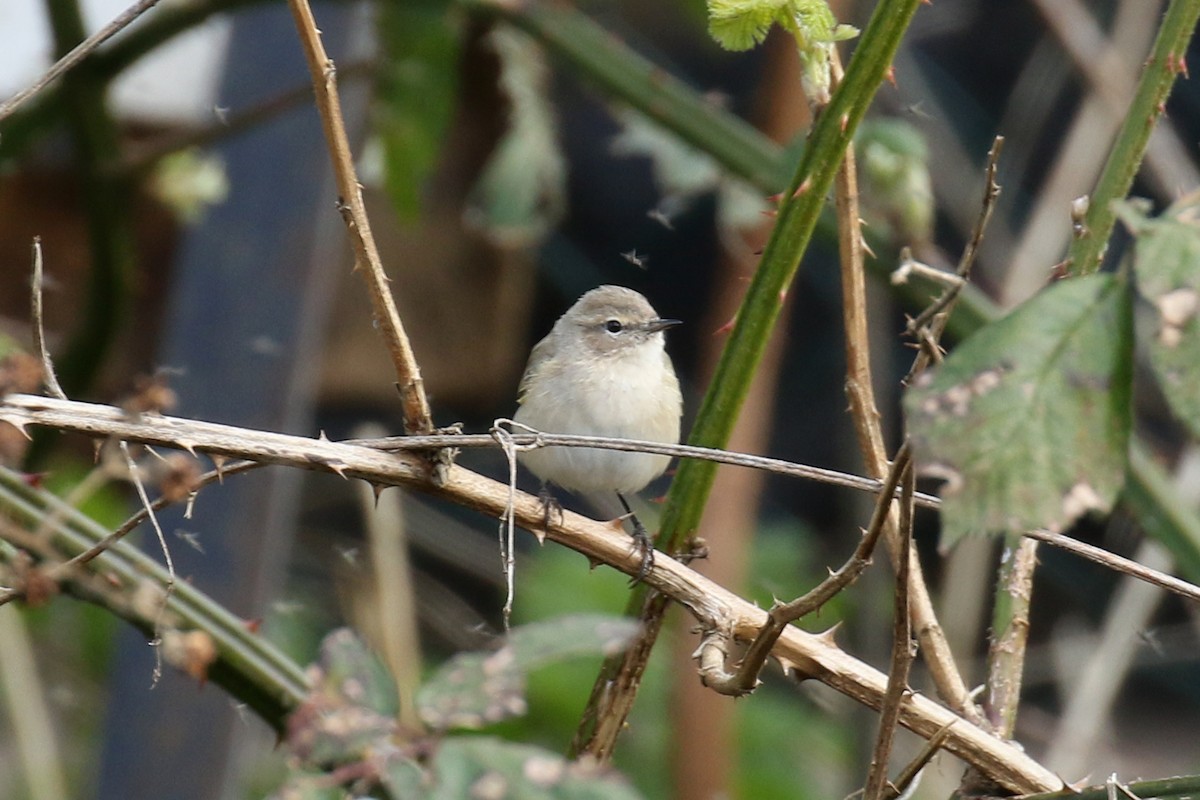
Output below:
[514,285,683,580]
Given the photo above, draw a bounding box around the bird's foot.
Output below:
[538,484,563,532]
[628,517,656,584]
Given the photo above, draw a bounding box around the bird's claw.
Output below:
[629,518,656,585]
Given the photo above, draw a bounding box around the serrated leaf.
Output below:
[376,0,461,219]
[1119,194,1200,437]
[707,0,790,51]
[905,273,1133,545]
[417,615,638,731]
[384,737,643,800]
[705,0,855,102]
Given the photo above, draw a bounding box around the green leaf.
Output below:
[707,0,792,51]
[705,0,856,101]
[417,615,639,731]
[375,0,462,219]
[905,273,1134,545]
[855,118,933,245]
[1118,195,1200,437]
[465,28,566,247]
[286,629,398,765]
[379,737,644,800]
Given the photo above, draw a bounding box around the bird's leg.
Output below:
[537,483,564,534]
[617,492,655,582]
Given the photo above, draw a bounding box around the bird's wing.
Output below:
[516,333,554,405]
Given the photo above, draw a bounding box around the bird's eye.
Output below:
[604,319,624,333]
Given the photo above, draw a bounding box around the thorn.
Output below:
[765,192,783,203]
[885,64,898,87]
[326,461,349,479]
[712,316,736,336]
[759,208,778,218]
[793,178,811,197]
[244,618,262,633]
[532,527,546,545]
[211,454,227,483]
[371,483,386,506]
[586,556,602,570]
[840,114,849,132]
[0,418,31,439]
[318,430,330,442]
[815,623,842,645]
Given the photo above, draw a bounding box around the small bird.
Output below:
[514,285,683,579]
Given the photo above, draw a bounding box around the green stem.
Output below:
[660,0,921,551]
[983,534,1038,738]
[1066,0,1200,275]
[566,0,923,756]
[0,469,308,728]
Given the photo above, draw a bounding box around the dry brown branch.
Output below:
[285,0,433,435]
[0,0,162,123]
[864,459,917,800]
[0,394,1063,794]
[2,395,1197,605]
[833,61,982,724]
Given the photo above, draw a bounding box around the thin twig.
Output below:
[285,0,433,435]
[0,0,162,123]
[864,459,916,800]
[833,56,981,724]
[905,136,1005,382]
[700,445,912,697]
[1022,527,1200,603]
[30,238,66,401]
[367,423,945,509]
[881,722,955,800]
[118,440,174,686]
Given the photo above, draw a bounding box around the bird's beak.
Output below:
[645,318,683,333]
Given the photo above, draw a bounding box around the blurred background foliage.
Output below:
[2,0,1200,798]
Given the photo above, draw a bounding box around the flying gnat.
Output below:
[621,249,649,268]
